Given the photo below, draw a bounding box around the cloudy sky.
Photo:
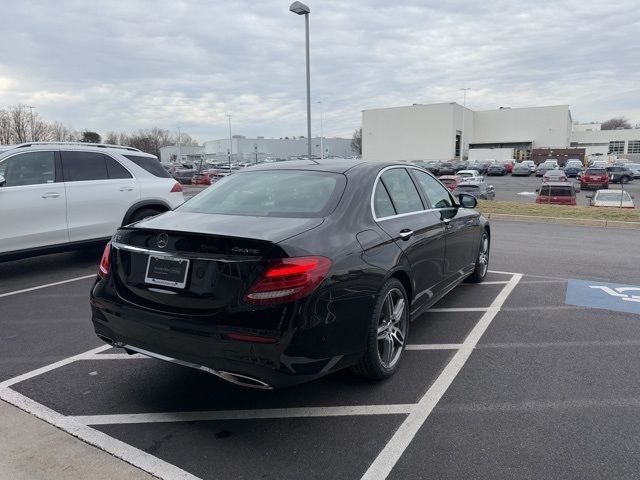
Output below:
[1,0,638,143]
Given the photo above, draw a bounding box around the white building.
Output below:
[159,145,204,164]
[362,103,639,161]
[203,136,353,161]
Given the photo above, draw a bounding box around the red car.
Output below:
[535,182,576,205]
[192,172,212,186]
[438,175,463,192]
[580,167,609,190]
[503,160,514,173]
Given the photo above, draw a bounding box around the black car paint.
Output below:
[90,160,488,388]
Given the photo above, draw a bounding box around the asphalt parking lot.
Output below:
[1,221,640,479]
[486,174,640,205]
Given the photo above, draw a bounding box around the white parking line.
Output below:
[361,273,522,480]
[0,274,96,298]
[0,387,200,480]
[70,404,415,426]
[81,353,147,360]
[406,344,463,350]
[0,345,111,389]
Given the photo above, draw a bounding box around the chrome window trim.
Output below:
[111,241,261,262]
[370,165,454,222]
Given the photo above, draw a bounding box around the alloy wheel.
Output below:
[376,288,407,369]
[478,233,489,277]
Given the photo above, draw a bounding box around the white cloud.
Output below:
[0,0,638,143]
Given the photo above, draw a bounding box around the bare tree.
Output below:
[601,117,632,130]
[103,131,120,145]
[0,109,11,144]
[9,105,31,143]
[50,121,75,141]
[350,128,362,155]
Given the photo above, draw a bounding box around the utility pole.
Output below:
[25,105,35,142]
[317,101,323,159]
[459,88,470,161]
[176,126,181,165]
[227,115,233,171]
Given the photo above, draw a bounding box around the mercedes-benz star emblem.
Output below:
[157,233,169,249]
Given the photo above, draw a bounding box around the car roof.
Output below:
[245,158,391,174]
[0,141,153,157]
[540,181,574,186]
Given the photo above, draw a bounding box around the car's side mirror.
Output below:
[0,174,5,187]
[458,193,477,208]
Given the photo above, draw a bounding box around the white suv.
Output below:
[0,142,185,260]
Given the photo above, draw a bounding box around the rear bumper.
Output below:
[90,280,368,388]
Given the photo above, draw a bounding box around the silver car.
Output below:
[587,190,635,208]
[455,180,496,200]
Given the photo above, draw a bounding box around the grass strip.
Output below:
[476,200,640,223]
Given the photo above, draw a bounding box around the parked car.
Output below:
[624,163,640,179]
[457,169,482,180]
[487,163,507,176]
[192,171,212,186]
[535,182,577,205]
[543,170,568,182]
[542,159,559,167]
[511,163,532,176]
[564,165,583,178]
[437,162,457,175]
[172,169,195,185]
[0,142,184,261]
[503,160,514,173]
[438,174,463,191]
[590,160,608,168]
[466,161,488,174]
[455,179,495,200]
[587,189,635,208]
[581,168,609,190]
[535,164,557,177]
[565,159,583,168]
[411,160,439,175]
[520,160,536,173]
[90,160,491,388]
[605,166,634,184]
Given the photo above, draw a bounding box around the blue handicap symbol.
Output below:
[566,279,640,315]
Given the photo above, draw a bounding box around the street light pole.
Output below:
[289,2,312,160]
[317,101,323,159]
[176,126,181,165]
[227,114,233,171]
[459,88,470,161]
[25,105,35,142]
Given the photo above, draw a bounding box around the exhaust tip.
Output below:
[97,334,116,346]
[217,370,273,390]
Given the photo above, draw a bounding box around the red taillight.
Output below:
[244,256,332,305]
[170,182,183,192]
[98,242,111,278]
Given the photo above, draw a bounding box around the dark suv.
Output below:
[605,166,634,184]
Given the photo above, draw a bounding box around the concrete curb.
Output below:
[484,213,640,230]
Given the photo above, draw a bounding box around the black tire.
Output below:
[465,229,490,283]
[620,176,630,184]
[128,207,163,224]
[353,278,409,380]
[604,184,609,189]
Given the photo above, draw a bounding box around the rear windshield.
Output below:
[179,170,345,218]
[596,192,632,202]
[540,186,574,196]
[585,169,606,175]
[123,155,172,178]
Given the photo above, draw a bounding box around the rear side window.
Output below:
[61,151,108,181]
[379,168,424,215]
[373,181,396,218]
[180,170,345,218]
[123,155,171,178]
[105,156,132,179]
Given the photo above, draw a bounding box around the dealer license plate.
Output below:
[145,255,190,289]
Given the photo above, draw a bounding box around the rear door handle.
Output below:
[41,192,60,199]
[119,186,134,192]
[399,229,414,241]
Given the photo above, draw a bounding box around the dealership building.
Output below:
[362,103,640,163]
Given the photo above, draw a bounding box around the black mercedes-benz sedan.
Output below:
[90,159,490,388]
